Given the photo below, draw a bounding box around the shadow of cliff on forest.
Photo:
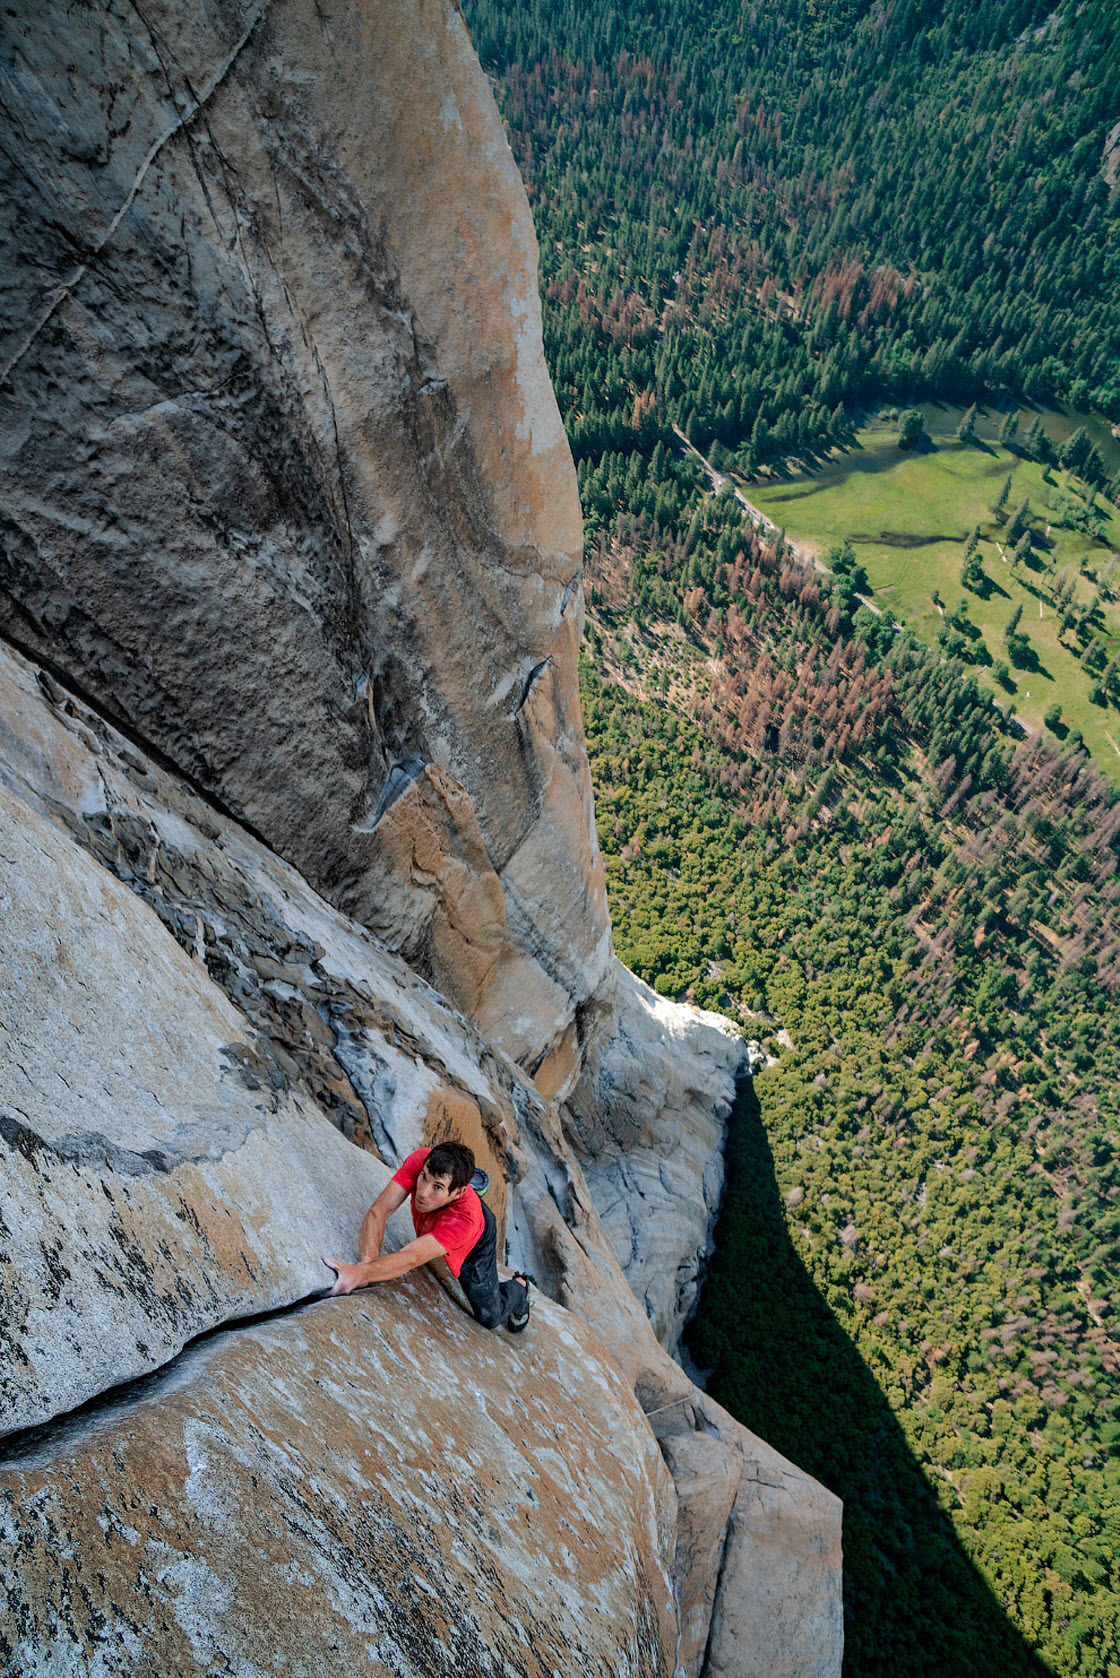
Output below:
[685,1079,1054,1678]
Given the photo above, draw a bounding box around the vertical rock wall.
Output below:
[0,0,606,1087]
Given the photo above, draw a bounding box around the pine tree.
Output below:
[1022,416,1046,460]
[957,403,979,444]
[1007,499,1031,543]
[1081,443,1107,489]
[999,410,1019,448]
[991,474,1012,522]
[962,550,985,591]
[898,409,925,449]
[1059,426,1090,475]
[1004,603,1023,641]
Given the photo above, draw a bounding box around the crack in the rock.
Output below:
[0,1285,331,1467]
[513,656,550,716]
[0,620,274,852]
[558,572,581,619]
[697,1495,738,1678]
[0,2,269,389]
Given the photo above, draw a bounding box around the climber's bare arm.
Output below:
[323,1233,447,1296]
[358,1179,410,1262]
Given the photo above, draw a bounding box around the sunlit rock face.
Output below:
[564,964,743,1351]
[0,0,843,1671]
[0,636,521,1438]
[0,1280,678,1678]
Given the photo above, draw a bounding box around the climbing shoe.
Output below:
[508,1273,531,1333]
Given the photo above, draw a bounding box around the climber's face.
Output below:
[413,1161,465,1215]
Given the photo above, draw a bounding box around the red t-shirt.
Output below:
[392,1147,485,1277]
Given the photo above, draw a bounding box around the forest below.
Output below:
[462,0,1120,1672]
[747,404,1120,767]
[581,527,1119,1675]
[468,0,1119,476]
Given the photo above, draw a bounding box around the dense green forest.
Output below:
[463,0,1120,1671]
[580,536,1120,1671]
[467,0,1120,478]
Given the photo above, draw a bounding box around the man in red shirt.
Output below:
[323,1140,530,1332]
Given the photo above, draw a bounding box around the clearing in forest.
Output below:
[746,407,1120,770]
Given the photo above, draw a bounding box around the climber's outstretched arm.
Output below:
[323,1233,447,1296]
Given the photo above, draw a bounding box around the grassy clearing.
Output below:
[747,408,1120,776]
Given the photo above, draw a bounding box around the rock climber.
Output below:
[322,1139,531,1333]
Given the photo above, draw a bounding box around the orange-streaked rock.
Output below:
[0,1280,677,1678]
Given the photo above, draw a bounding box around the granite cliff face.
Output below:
[0,1,842,1672]
[0,0,600,1091]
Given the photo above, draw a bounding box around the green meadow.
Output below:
[748,407,1120,775]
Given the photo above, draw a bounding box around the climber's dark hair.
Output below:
[425,1140,476,1192]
